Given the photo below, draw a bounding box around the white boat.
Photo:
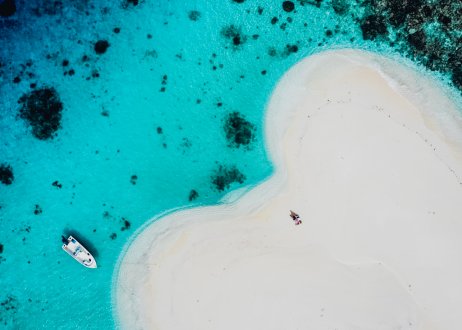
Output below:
[62,236,97,269]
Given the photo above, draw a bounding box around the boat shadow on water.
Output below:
[62,228,99,258]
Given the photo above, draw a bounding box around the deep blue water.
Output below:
[0,0,461,328]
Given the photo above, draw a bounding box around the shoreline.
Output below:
[114,49,462,329]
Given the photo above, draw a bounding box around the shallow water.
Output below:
[0,0,461,328]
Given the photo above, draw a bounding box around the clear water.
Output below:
[0,0,460,329]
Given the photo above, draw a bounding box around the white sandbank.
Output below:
[114,49,462,330]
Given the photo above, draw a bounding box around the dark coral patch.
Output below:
[188,10,201,21]
[0,0,16,17]
[188,189,199,201]
[221,25,247,48]
[211,165,246,192]
[0,164,14,185]
[160,75,167,92]
[0,243,3,253]
[268,47,277,57]
[94,40,110,55]
[282,44,299,56]
[331,0,348,15]
[110,233,117,240]
[282,1,295,12]
[122,0,139,8]
[360,15,387,40]
[130,175,137,185]
[452,67,462,91]
[407,30,426,52]
[298,0,322,8]
[349,0,462,94]
[223,111,256,148]
[31,1,63,16]
[51,180,62,188]
[120,218,131,231]
[0,295,18,327]
[33,204,42,215]
[18,87,63,140]
[232,0,245,3]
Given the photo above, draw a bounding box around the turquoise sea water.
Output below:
[0,0,461,328]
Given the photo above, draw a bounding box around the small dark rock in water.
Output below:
[62,59,69,67]
[0,0,16,17]
[282,1,295,12]
[34,204,42,215]
[13,76,20,83]
[223,111,256,148]
[18,87,63,140]
[360,14,387,40]
[211,165,246,192]
[91,70,100,78]
[188,10,201,21]
[51,180,62,188]
[156,126,163,134]
[121,218,131,231]
[0,243,3,253]
[130,175,138,185]
[271,17,278,25]
[94,40,110,54]
[285,44,298,54]
[110,233,117,240]
[159,74,168,92]
[0,164,14,185]
[113,27,121,33]
[188,189,199,201]
[232,0,245,3]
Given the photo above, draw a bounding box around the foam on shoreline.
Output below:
[114,49,462,330]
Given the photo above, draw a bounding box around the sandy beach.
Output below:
[114,50,462,330]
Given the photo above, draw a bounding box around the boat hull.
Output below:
[62,236,97,269]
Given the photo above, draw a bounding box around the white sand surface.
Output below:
[114,50,462,330]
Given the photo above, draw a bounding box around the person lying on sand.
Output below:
[289,210,302,225]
